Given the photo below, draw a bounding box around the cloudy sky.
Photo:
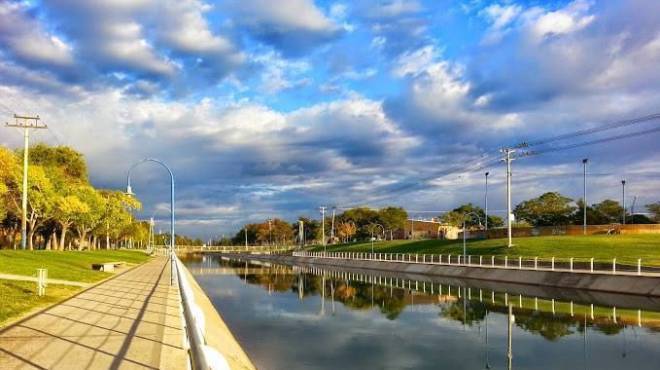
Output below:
[1,0,659,238]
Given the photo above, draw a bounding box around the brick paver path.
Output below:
[0,257,187,369]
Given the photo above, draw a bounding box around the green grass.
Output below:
[309,234,660,266]
[0,250,152,283]
[0,280,80,326]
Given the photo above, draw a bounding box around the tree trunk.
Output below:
[59,226,68,251]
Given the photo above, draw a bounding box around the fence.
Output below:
[292,251,660,277]
[174,255,230,370]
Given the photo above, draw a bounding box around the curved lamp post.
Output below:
[127,158,175,285]
[368,223,385,254]
[463,212,482,259]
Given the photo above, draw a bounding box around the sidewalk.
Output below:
[0,257,187,369]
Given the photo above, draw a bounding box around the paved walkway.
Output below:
[0,257,187,369]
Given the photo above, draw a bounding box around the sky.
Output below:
[0,0,659,239]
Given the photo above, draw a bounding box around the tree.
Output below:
[646,202,660,222]
[592,199,624,224]
[440,203,503,228]
[336,221,357,243]
[53,194,89,250]
[378,207,407,239]
[0,147,19,223]
[72,185,105,250]
[514,192,576,226]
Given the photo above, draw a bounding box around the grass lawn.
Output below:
[0,250,152,283]
[308,234,660,266]
[0,280,80,327]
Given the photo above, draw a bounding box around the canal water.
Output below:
[184,255,660,370]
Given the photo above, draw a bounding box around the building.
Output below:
[395,219,460,240]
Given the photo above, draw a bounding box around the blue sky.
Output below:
[1,0,659,238]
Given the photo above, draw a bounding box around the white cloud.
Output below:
[524,0,595,42]
[392,45,438,77]
[479,4,522,44]
[0,2,74,67]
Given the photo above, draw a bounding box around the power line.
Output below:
[514,113,660,149]
[516,126,660,158]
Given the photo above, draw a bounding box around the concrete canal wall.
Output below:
[231,254,660,298]
[178,262,256,370]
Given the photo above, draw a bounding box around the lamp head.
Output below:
[126,184,134,196]
[622,180,626,186]
[582,158,588,164]
[485,171,489,177]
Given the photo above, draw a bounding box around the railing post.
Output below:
[570,257,574,272]
[613,258,616,274]
[423,254,426,263]
[518,256,522,269]
[448,255,451,265]
[491,256,495,267]
[638,259,642,276]
[468,255,472,265]
[590,258,594,272]
[504,256,508,268]
[416,254,419,263]
[534,257,538,270]
[479,255,482,266]
[551,257,555,271]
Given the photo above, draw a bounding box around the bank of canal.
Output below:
[184,254,660,370]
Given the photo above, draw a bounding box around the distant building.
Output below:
[395,219,459,240]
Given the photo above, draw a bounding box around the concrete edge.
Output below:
[233,254,660,298]
[178,262,257,370]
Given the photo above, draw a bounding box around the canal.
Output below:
[184,254,660,370]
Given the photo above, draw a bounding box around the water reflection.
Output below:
[185,254,660,370]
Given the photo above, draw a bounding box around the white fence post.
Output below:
[479,255,482,266]
[491,256,495,267]
[518,256,522,269]
[534,257,538,270]
[504,256,508,268]
[551,257,555,271]
[613,258,616,274]
[570,258,574,272]
[590,258,594,273]
[638,259,642,275]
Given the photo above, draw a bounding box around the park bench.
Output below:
[91,261,125,272]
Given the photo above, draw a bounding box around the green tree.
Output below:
[53,194,89,250]
[514,192,576,226]
[377,207,407,239]
[646,202,660,222]
[72,185,105,250]
[592,199,624,223]
[440,203,503,228]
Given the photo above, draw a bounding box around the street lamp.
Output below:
[485,172,489,231]
[127,158,175,285]
[582,159,588,235]
[621,180,626,224]
[463,212,482,259]
[368,223,385,254]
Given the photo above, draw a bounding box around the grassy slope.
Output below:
[0,280,80,326]
[0,250,151,283]
[309,234,660,265]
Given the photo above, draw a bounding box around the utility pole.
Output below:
[500,148,516,248]
[330,206,336,244]
[484,172,489,231]
[267,219,273,245]
[320,206,326,252]
[244,227,248,249]
[621,180,626,225]
[582,159,588,235]
[298,220,304,249]
[5,114,47,250]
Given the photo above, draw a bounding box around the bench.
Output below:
[92,261,125,272]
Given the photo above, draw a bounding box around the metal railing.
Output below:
[174,255,230,370]
[291,251,660,277]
